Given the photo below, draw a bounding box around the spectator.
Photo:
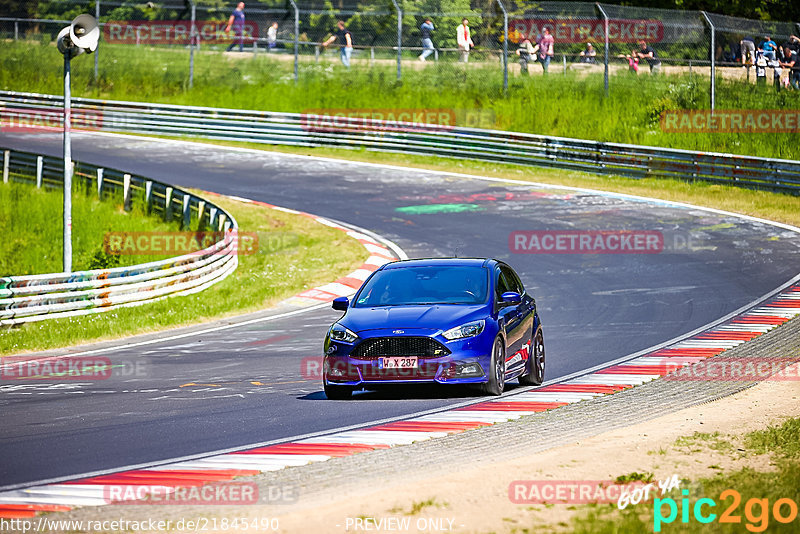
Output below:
[636,40,661,74]
[618,51,639,74]
[267,21,278,50]
[419,18,435,61]
[538,27,554,73]
[225,2,246,52]
[516,38,538,75]
[780,44,800,90]
[755,51,767,86]
[759,35,777,61]
[789,35,800,54]
[579,42,596,64]
[740,36,756,66]
[323,20,354,68]
[456,18,473,63]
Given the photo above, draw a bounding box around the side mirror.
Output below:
[500,291,521,305]
[332,296,349,311]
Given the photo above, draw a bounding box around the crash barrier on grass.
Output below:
[0,146,238,326]
[1,90,799,194]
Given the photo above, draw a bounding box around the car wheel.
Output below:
[519,327,545,386]
[324,383,352,400]
[480,336,506,396]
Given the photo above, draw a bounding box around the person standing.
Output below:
[225,2,246,52]
[515,37,537,75]
[267,21,278,50]
[740,36,756,67]
[456,18,473,63]
[636,40,661,74]
[538,27,554,73]
[419,18,435,61]
[780,44,800,90]
[323,20,354,68]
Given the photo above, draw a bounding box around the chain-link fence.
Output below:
[2,1,799,106]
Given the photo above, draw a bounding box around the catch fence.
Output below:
[1,1,799,105]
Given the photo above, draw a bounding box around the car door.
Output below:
[504,265,535,359]
[495,266,524,361]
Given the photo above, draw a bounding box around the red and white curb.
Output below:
[207,193,399,306]
[1,284,798,518]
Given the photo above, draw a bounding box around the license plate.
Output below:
[379,356,418,369]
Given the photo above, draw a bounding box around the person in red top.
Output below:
[456,18,474,63]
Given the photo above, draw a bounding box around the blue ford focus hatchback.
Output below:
[323,258,544,399]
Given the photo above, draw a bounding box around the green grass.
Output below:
[0,189,368,355]
[565,419,800,534]
[2,42,799,160]
[0,179,181,276]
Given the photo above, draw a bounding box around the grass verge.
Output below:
[0,179,181,276]
[1,41,799,160]
[0,190,368,356]
[568,417,800,533]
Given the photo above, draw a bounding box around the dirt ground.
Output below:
[272,363,800,533]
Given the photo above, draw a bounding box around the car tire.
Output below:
[324,383,352,400]
[519,326,545,386]
[480,336,506,396]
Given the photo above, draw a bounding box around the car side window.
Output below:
[495,268,512,297]
[500,266,523,295]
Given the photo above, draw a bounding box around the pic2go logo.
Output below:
[654,489,799,532]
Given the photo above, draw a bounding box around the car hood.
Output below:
[341,304,489,333]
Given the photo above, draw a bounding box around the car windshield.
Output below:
[354,265,489,307]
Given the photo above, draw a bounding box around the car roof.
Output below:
[381,258,494,270]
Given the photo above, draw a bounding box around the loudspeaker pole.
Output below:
[63,48,73,273]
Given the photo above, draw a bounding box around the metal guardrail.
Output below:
[1,91,799,195]
[0,147,239,326]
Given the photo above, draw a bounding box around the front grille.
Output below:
[351,336,451,360]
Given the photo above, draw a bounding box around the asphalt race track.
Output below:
[1,132,799,489]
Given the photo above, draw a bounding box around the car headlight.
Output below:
[442,320,485,341]
[329,323,359,343]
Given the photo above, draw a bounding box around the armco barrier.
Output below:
[0,148,238,326]
[1,91,800,193]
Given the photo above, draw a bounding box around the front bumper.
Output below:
[323,330,492,386]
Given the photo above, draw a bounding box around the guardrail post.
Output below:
[14,20,19,41]
[701,12,715,111]
[96,168,104,198]
[209,206,218,229]
[219,213,227,231]
[36,156,43,188]
[596,3,609,98]
[182,194,191,229]
[3,150,9,183]
[165,186,173,221]
[315,45,319,62]
[144,180,152,213]
[197,199,206,229]
[123,173,131,211]
[288,0,299,83]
